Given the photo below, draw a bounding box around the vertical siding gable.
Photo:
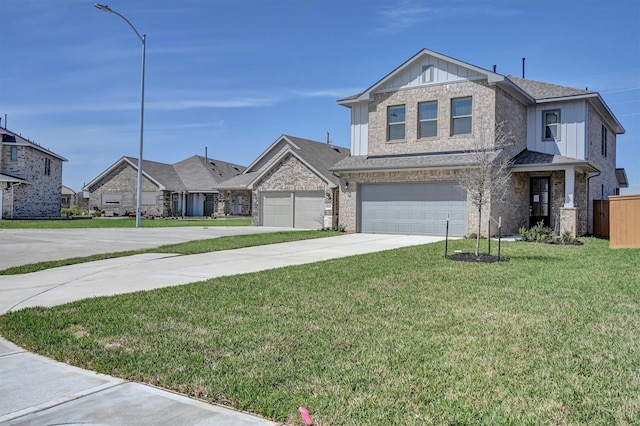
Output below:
[377,55,484,93]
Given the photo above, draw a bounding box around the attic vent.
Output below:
[421,65,433,83]
[332,148,341,153]
[2,134,16,143]
[233,166,239,171]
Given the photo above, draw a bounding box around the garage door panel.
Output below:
[262,192,293,227]
[359,183,467,236]
[294,191,324,229]
[263,191,324,229]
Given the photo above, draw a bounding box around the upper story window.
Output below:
[44,158,51,176]
[543,109,561,141]
[387,105,406,141]
[418,101,438,138]
[451,97,472,136]
[421,65,433,83]
[10,146,17,161]
[601,125,608,157]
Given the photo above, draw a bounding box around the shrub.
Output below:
[61,205,89,217]
[519,221,555,243]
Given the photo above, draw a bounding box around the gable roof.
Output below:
[507,76,624,134]
[1,127,68,162]
[84,155,245,193]
[337,48,532,106]
[337,49,624,134]
[219,135,349,189]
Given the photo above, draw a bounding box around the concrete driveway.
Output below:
[0,225,295,270]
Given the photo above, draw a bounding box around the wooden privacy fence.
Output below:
[593,200,610,237]
[609,194,640,249]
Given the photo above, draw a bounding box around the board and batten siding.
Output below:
[377,55,484,92]
[350,103,369,156]
[526,100,587,159]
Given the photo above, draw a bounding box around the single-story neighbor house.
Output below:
[83,155,246,217]
[1,126,67,219]
[218,134,349,229]
[331,48,627,237]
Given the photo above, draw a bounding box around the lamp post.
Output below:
[95,3,146,228]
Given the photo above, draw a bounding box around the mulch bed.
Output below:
[447,253,506,263]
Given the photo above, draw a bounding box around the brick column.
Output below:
[560,207,578,237]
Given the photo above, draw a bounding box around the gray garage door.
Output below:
[359,183,467,236]
[262,191,324,229]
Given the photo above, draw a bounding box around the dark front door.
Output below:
[530,177,550,227]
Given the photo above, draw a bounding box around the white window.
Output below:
[418,101,438,138]
[421,65,434,83]
[387,105,406,140]
[10,146,17,161]
[543,109,561,141]
[451,97,472,135]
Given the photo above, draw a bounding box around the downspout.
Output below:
[10,183,20,219]
[586,171,600,235]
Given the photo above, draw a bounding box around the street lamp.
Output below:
[94,3,146,228]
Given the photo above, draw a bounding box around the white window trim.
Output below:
[451,97,473,136]
[418,100,438,139]
[387,105,406,141]
[542,109,561,141]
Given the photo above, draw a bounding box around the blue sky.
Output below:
[1,0,639,194]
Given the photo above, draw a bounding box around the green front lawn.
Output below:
[0,217,251,228]
[1,238,638,425]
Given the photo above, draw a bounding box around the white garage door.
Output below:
[359,183,467,236]
[262,191,324,229]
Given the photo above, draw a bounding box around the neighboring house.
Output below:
[61,185,77,209]
[0,126,67,219]
[331,48,626,237]
[83,155,246,217]
[218,135,349,229]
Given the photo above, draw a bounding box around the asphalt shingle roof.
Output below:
[506,76,594,100]
[124,155,245,192]
[510,150,599,172]
[331,151,495,172]
[283,135,350,185]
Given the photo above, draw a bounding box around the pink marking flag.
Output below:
[298,406,313,425]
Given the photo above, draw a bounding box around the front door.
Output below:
[530,177,550,227]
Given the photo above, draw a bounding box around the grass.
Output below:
[1,238,639,425]
[0,230,338,275]
[0,217,251,228]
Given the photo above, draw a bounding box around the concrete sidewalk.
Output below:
[0,232,443,425]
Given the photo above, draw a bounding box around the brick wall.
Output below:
[586,103,619,234]
[367,79,497,156]
[88,162,163,216]
[252,153,334,226]
[1,144,62,218]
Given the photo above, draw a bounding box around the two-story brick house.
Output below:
[1,127,67,219]
[331,49,626,237]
